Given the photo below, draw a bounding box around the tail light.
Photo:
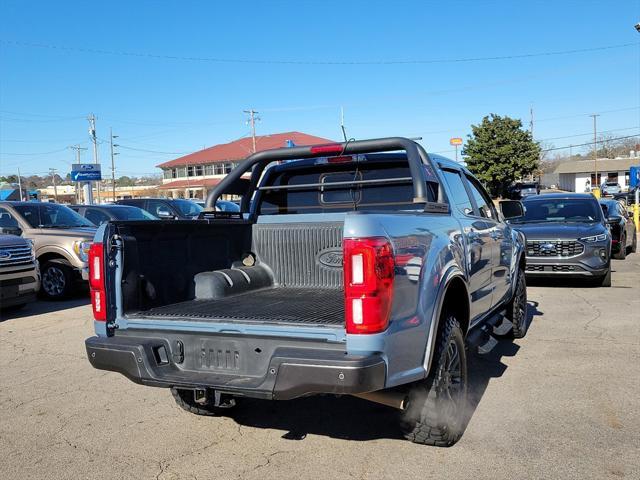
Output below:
[343,237,395,334]
[310,144,343,154]
[89,243,107,321]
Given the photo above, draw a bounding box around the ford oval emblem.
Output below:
[0,250,11,259]
[317,248,343,268]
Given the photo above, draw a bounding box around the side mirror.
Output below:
[500,200,525,220]
[0,226,23,236]
[156,208,173,219]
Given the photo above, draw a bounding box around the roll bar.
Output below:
[204,137,434,212]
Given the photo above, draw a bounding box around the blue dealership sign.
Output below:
[71,163,102,181]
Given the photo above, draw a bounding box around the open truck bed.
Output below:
[127,287,344,326]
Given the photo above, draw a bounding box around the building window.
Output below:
[214,164,224,175]
[172,168,177,178]
[177,167,186,177]
[163,170,172,180]
[195,165,203,176]
[224,163,232,174]
[205,165,214,175]
[187,166,194,177]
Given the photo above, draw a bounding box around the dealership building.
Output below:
[555,156,639,192]
[156,131,332,199]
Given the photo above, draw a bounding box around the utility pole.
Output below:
[16,167,23,201]
[88,114,100,204]
[110,128,119,202]
[49,168,58,202]
[243,109,260,152]
[529,105,534,137]
[69,144,89,203]
[590,114,600,195]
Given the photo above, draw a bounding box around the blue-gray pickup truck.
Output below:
[85,137,527,446]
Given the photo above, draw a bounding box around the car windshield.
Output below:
[514,198,602,223]
[13,203,95,228]
[110,206,157,220]
[171,199,203,217]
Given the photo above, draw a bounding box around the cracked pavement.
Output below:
[1,253,638,479]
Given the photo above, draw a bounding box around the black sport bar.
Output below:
[204,137,432,212]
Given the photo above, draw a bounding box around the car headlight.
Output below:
[24,238,36,260]
[73,240,92,262]
[579,234,608,243]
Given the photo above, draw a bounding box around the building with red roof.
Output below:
[157,131,333,199]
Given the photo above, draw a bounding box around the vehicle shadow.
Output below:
[0,290,89,322]
[226,301,541,443]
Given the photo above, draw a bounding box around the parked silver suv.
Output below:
[0,202,96,299]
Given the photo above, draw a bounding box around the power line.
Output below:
[2,39,637,65]
[541,134,639,152]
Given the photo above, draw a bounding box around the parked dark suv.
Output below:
[115,198,202,220]
[599,198,637,259]
[508,193,612,286]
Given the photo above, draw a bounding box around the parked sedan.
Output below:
[599,199,637,259]
[115,198,202,220]
[613,186,639,206]
[70,204,157,225]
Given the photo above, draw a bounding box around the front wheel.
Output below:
[40,260,74,300]
[613,235,626,260]
[400,315,468,447]
[598,264,612,287]
[505,268,528,338]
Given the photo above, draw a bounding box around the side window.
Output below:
[441,169,474,216]
[0,207,20,228]
[465,175,498,220]
[85,209,110,226]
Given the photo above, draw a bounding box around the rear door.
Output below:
[440,169,494,321]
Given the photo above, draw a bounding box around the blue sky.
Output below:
[1,0,639,178]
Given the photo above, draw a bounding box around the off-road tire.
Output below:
[171,387,236,416]
[613,234,626,260]
[505,268,528,338]
[40,259,74,300]
[400,315,468,447]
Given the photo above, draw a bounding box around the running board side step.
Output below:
[466,309,511,355]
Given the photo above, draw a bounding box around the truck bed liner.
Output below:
[128,287,344,327]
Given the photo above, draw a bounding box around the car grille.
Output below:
[526,240,584,257]
[0,244,34,268]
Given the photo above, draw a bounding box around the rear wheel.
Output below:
[400,315,468,447]
[171,387,237,416]
[40,260,74,300]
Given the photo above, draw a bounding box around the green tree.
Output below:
[117,176,135,187]
[463,114,541,197]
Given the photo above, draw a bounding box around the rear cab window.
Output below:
[256,154,440,215]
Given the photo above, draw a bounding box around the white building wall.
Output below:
[574,174,592,193]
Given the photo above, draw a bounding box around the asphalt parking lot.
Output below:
[1,254,639,480]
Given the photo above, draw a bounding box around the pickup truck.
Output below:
[85,137,527,446]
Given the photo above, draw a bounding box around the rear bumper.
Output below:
[85,334,385,400]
